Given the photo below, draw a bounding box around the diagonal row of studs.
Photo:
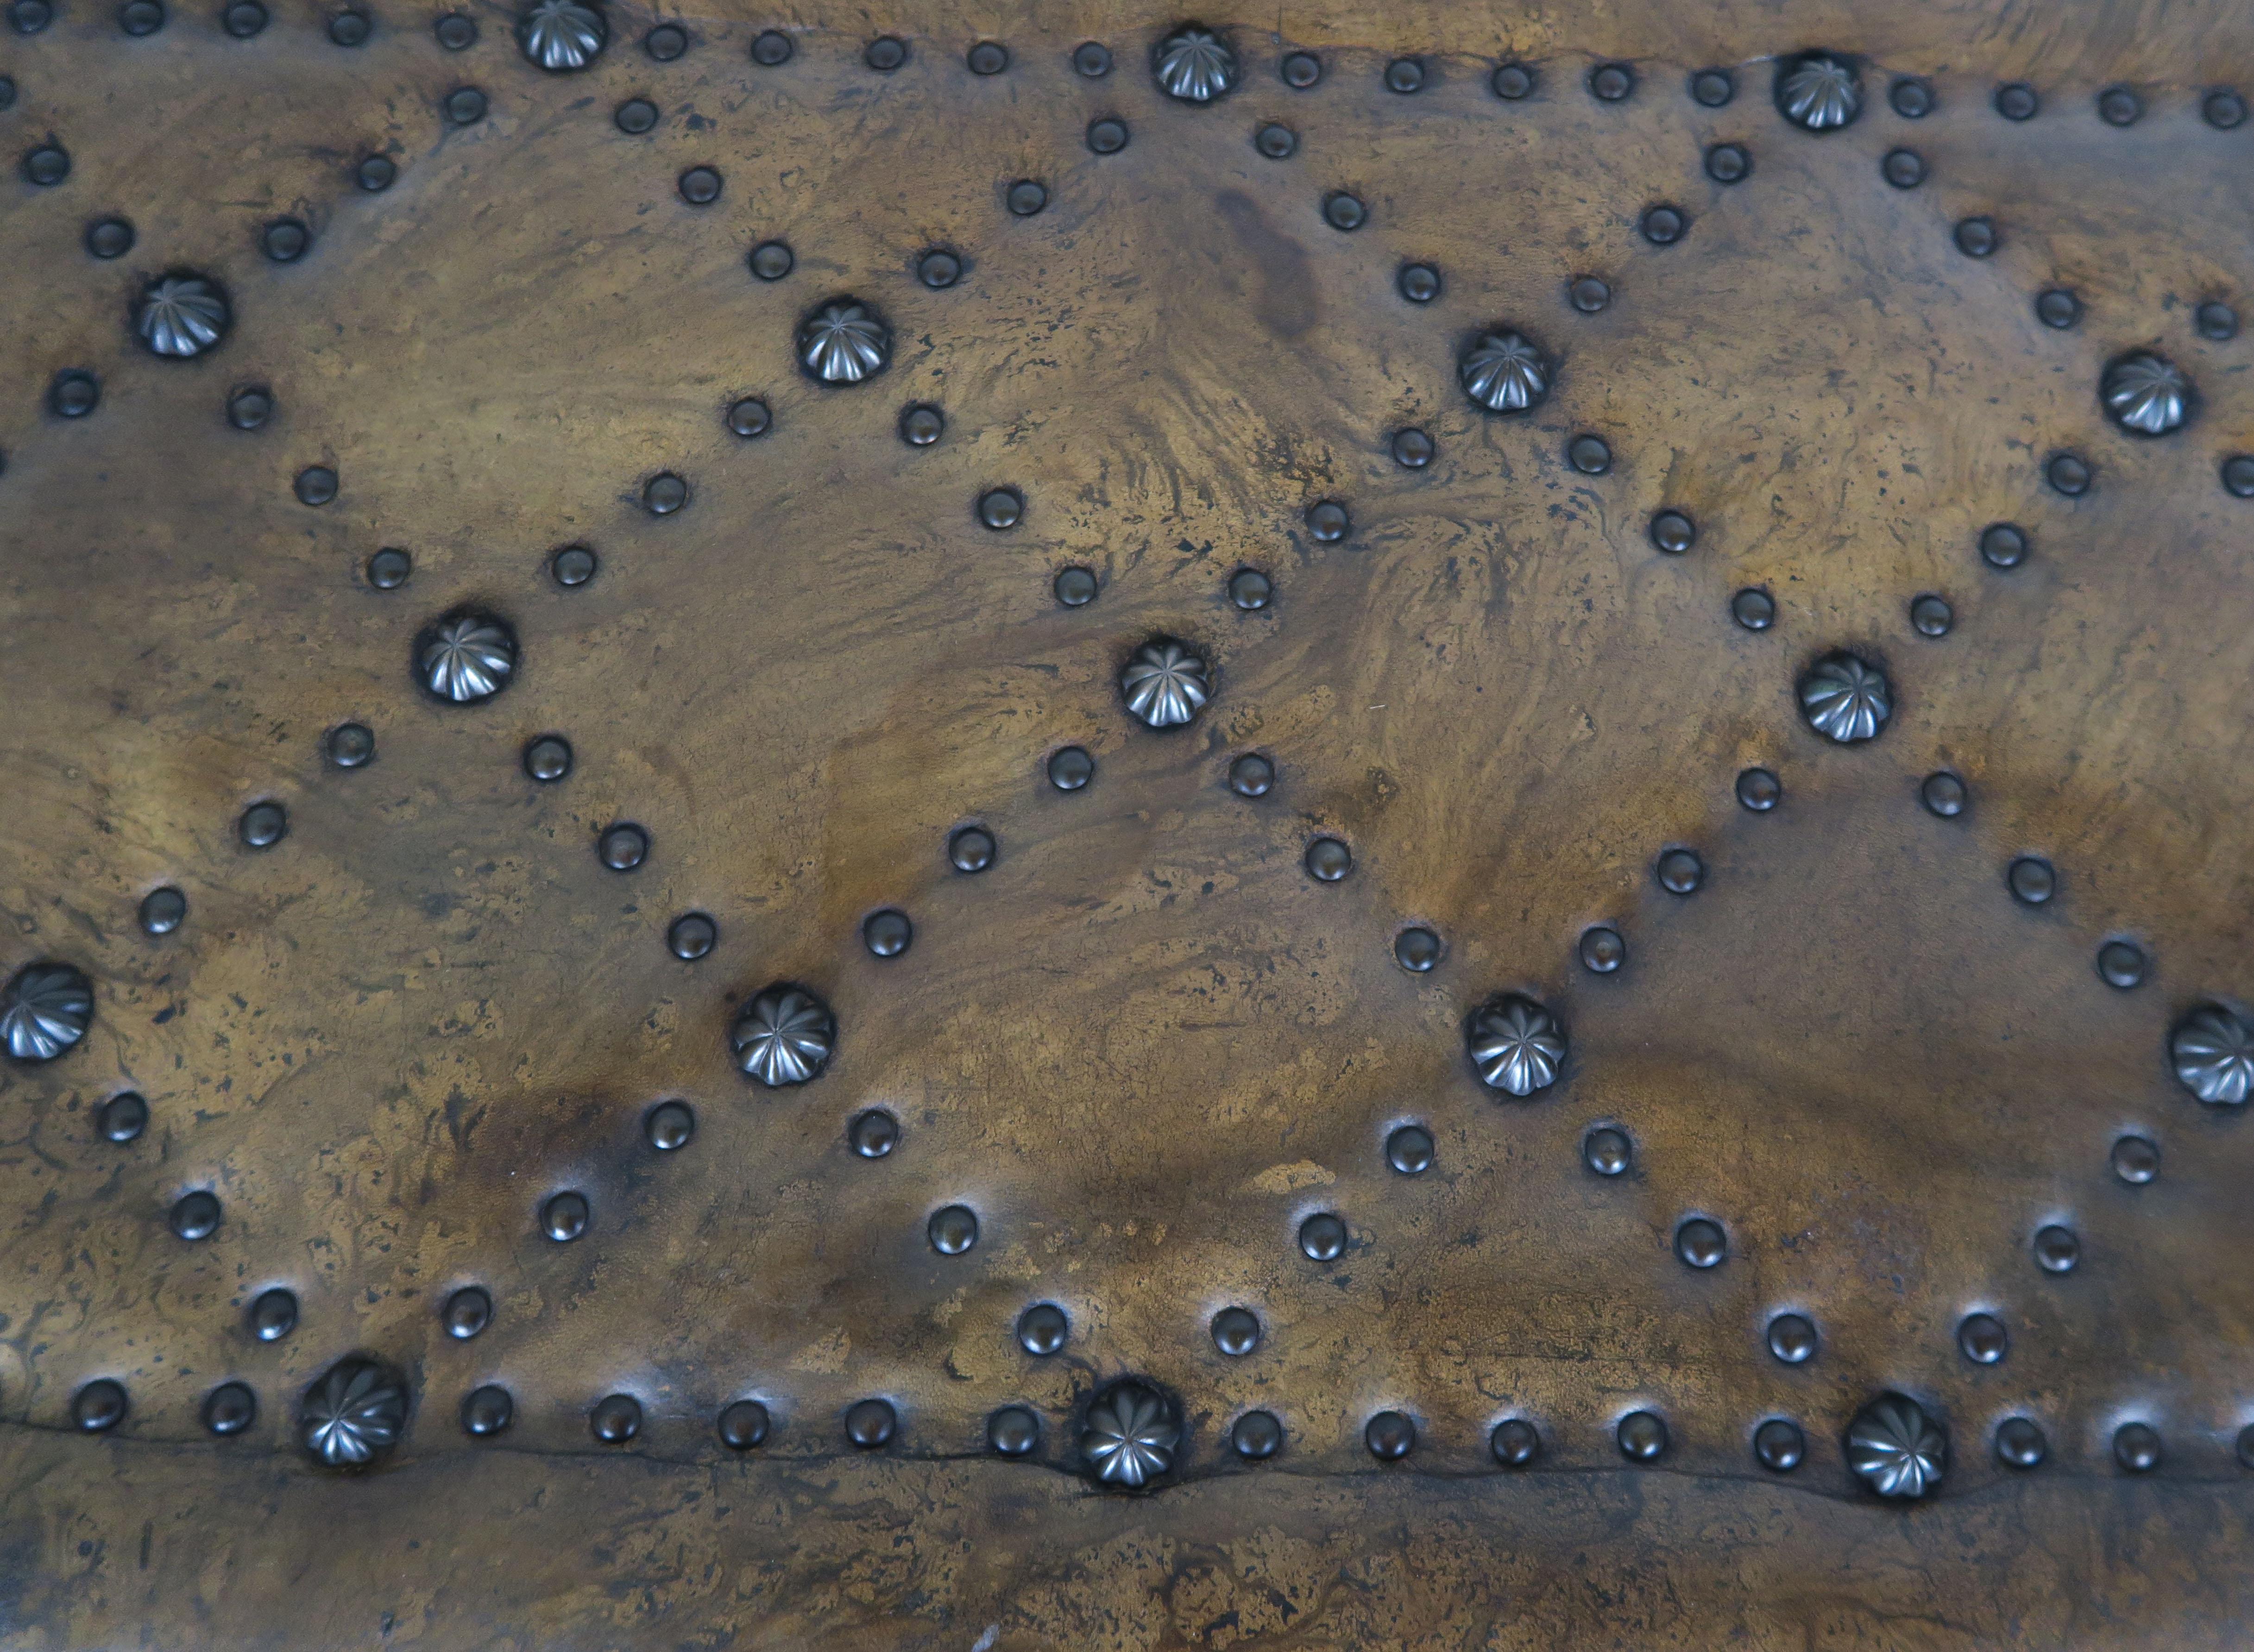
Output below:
[4,21,2251,1493]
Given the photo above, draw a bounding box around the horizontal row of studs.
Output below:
[54,1374,2250,1481]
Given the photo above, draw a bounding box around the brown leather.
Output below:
[5,0,2252,1644]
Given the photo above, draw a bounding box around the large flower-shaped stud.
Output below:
[417,612,517,704]
[1800,652,1891,742]
[517,0,604,70]
[1460,331,1550,413]
[137,275,228,358]
[1467,994,1566,1096]
[1121,638,1210,729]
[732,985,836,1086]
[1082,1382,1178,1487]
[1152,25,1236,102]
[798,299,891,384]
[1847,1394,1946,1499]
[2,963,93,1062]
[2172,1005,2254,1105]
[2102,353,2190,436]
[302,1358,407,1467]
[1776,53,1862,130]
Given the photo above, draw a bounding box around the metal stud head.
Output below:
[523,735,571,783]
[100,1091,150,1141]
[250,1286,297,1341]
[1996,1417,2047,1468]
[2097,940,2146,989]
[1231,1410,1282,1459]
[2,962,92,1062]
[1755,1419,1805,1472]
[1365,1411,1416,1461]
[1578,926,1624,974]
[1911,594,1953,637]
[1491,63,1531,99]
[988,1406,1038,1456]
[1569,434,1612,474]
[591,1394,641,1444]
[645,1099,694,1150]
[1227,753,1273,797]
[1083,1381,1177,1487]
[1460,330,1550,413]
[1691,68,1734,107]
[2113,1422,2162,1473]
[1393,926,1440,972]
[1846,1394,1946,1498]
[718,1399,769,1448]
[73,1379,127,1432]
[1675,1218,1726,1269]
[1800,652,1891,743]
[2036,289,2080,329]
[202,1382,256,1437]
[1706,143,1750,184]
[1121,638,1211,729]
[170,1189,221,1241]
[1731,767,1780,816]
[1776,52,1862,130]
[1922,771,1967,818]
[732,985,836,1087]
[1385,1124,1433,1175]
[2112,1134,2158,1184]
[2102,352,2191,437]
[927,1204,979,1256]
[1281,50,1319,88]
[301,1358,406,1468]
[1650,510,1696,553]
[859,909,913,959]
[417,611,516,704]
[2172,1005,2254,1105]
[137,275,228,358]
[516,0,604,71]
[844,1397,896,1447]
[1492,1418,1540,1464]
[1616,1410,1666,1461]
[1210,1306,1260,1356]
[443,1286,491,1339]
[850,1109,898,1159]
[1297,1212,1346,1262]
[1768,1313,1817,1364]
[1017,1302,1067,1356]
[948,826,995,873]
[1656,848,1705,894]
[1588,63,1633,101]
[1054,566,1098,607]
[1152,25,1237,103]
[1073,41,1110,77]
[1583,1127,1630,1176]
[239,800,287,850]
[1467,994,1565,1097]
[2005,855,2055,906]
[2033,1225,2080,1273]
[1398,263,1441,303]
[729,398,771,439]
[797,300,891,385]
[1958,1312,2008,1364]
[462,1385,513,1437]
[541,1190,588,1241]
[327,722,374,768]
[1303,836,1352,882]
[1995,82,2039,120]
